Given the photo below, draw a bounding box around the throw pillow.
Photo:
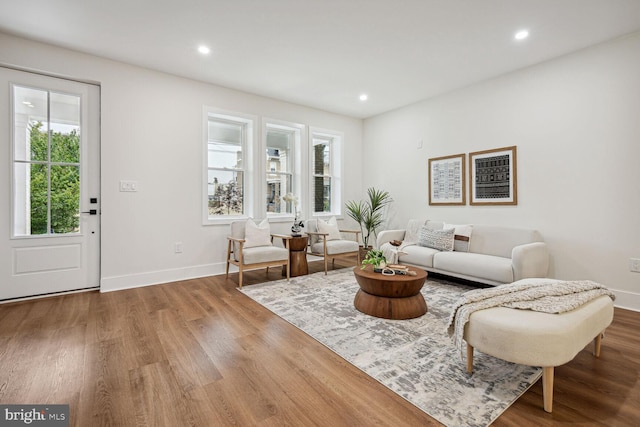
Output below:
[244,218,272,248]
[317,216,341,241]
[404,219,427,244]
[444,223,473,252]
[417,226,455,251]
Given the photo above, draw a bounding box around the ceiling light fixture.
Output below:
[197,45,211,55]
[359,94,368,101]
[514,30,529,40]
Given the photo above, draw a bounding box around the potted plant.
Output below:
[345,187,393,259]
[361,249,387,270]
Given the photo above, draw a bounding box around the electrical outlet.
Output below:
[630,258,640,273]
[119,180,138,192]
[175,242,183,254]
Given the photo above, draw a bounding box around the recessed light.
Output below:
[514,30,529,40]
[197,45,211,55]
[359,94,368,101]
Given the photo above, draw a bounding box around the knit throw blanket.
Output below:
[446,280,616,354]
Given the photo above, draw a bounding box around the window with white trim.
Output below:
[264,121,303,216]
[310,129,342,216]
[205,110,254,220]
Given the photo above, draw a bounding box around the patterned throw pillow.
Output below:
[417,226,455,251]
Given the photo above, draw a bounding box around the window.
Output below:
[203,108,342,224]
[310,128,342,216]
[12,85,82,236]
[205,109,255,221]
[264,121,303,216]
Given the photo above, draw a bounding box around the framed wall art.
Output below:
[469,146,517,205]
[428,153,466,205]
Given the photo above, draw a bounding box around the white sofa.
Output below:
[378,220,549,286]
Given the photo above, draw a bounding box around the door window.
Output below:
[12,85,81,236]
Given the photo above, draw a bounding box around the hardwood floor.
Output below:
[0,259,638,426]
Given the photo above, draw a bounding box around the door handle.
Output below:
[81,209,98,215]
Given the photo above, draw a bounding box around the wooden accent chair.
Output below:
[305,218,361,274]
[226,220,291,289]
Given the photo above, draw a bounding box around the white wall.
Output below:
[364,33,640,310]
[0,33,364,291]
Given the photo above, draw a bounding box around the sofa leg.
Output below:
[466,343,474,373]
[543,366,554,413]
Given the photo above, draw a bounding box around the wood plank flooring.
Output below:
[0,259,638,426]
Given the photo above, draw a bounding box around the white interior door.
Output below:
[0,67,100,301]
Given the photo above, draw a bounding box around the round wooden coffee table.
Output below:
[353,265,428,320]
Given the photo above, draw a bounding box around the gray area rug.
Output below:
[240,268,541,427]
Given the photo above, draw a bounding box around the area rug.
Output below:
[239,268,542,427]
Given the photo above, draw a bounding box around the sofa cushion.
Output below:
[434,251,514,283]
[398,245,440,268]
[417,227,455,251]
[468,225,542,258]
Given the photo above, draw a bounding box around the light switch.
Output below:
[120,180,138,192]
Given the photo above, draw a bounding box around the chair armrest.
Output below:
[377,229,406,248]
[306,231,329,239]
[227,236,246,243]
[339,229,361,242]
[271,233,292,240]
[512,242,549,280]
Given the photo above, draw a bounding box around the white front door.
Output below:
[0,67,100,301]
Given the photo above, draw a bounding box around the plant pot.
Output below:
[359,245,373,262]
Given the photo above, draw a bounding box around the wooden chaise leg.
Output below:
[466,343,474,373]
[543,366,554,413]
[594,331,604,357]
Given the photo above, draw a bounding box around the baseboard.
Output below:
[611,288,640,312]
[101,264,640,313]
[100,262,227,292]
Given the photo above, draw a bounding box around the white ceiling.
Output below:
[2,0,640,118]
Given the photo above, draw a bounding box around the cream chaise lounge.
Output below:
[463,278,615,413]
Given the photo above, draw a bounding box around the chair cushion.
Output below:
[317,216,341,240]
[305,219,319,245]
[311,240,358,255]
[230,220,246,261]
[245,218,272,248]
[242,246,289,265]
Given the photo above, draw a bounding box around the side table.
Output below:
[282,235,309,277]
